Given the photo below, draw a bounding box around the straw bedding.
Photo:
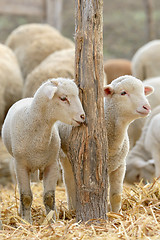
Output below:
[1,138,160,239]
[1,179,160,239]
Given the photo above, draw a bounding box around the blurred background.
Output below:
[0,0,160,61]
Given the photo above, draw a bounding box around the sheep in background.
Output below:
[128,77,160,149]
[23,48,75,98]
[0,43,23,133]
[132,40,160,80]
[56,76,153,213]
[2,78,85,223]
[125,158,155,184]
[5,23,74,80]
[125,106,160,184]
[144,114,160,178]
[104,59,132,84]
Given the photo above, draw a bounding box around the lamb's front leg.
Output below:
[109,164,126,213]
[15,162,32,223]
[43,161,59,214]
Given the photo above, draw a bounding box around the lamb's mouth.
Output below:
[73,119,83,125]
[136,110,149,116]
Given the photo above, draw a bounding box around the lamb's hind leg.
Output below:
[43,161,59,215]
[109,164,126,213]
[60,152,76,211]
[15,162,32,223]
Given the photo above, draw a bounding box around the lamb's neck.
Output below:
[29,100,57,142]
[105,108,129,152]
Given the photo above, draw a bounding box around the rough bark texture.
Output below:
[67,0,108,222]
[143,0,155,41]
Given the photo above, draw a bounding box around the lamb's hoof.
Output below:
[44,190,55,215]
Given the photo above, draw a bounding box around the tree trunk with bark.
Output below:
[67,0,108,222]
[143,0,155,41]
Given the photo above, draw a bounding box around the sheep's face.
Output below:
[104,75,154,122]
[43,78,85,126]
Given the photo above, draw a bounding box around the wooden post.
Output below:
[67,0,108,222]
[143,0,155,41]
[46,0,63,31]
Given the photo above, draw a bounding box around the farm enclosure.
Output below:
[1,0,160,59]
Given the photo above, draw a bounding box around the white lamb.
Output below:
[2,78,85,223]
[132,40,160,80]
[126,105,160,184]
[128,77,160,149]
[57,75,154,213]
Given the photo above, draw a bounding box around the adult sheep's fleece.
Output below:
[125,106,160,184]
[104,59,132,84]
[56,75,153,213]
[23,48,75,98]
[2,78,85,223]
[132,40,160,80]
[5,23,74,79]
[0,43,23,133]
[128,77,160,149]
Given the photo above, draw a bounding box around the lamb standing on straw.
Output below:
[57,75,154,213]
[2,78,85,223]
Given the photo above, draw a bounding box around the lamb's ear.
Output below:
[144,85,154,96]
[44,85,58,100]
[104,86,114,97]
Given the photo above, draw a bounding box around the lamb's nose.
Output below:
[80,114,85,121]
[143,104,151,112]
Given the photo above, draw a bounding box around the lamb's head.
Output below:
[38,78,85,126]
[104,75,154,123]
[125,159,155,184]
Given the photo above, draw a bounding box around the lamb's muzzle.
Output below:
[80,114,85,120]
[136,103,151,115]
[143,103,151,113]
[73,113,85,126]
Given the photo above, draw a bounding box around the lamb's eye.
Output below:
[60,96,67,101]
[121,91,127,96]
[60,96,70,104]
